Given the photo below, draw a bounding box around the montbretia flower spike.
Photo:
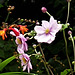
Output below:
[34,16,62,44]
[19,53,32,73]
[0,28,7,40]
[18,25,28,35]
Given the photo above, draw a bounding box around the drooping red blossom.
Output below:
[9,28,19,36]
[0,28,7,40]
[18,25,28,35]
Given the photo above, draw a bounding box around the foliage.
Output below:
[0,0,75,75]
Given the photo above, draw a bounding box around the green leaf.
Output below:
[0,4,3,8]
[61,69,70,75]
[0,56,16,71]
[0,72,38,75]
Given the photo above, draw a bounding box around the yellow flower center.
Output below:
[16,38,22,44]
[22,57,27,64]
[45,29,50,34]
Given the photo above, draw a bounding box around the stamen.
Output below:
[16,38,22,44]
[22,58,27,64]
[45,29,50,34]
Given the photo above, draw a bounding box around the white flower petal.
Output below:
[34,34,51,43]
[23,65,27,71]
[42,20,50,29]
[34,26,45,34]
[10,31,16,36]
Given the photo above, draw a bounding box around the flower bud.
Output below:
[67,0,71,2]
[68,31,72,35]
[7,8,11,11]
[36,22,40,25]
[26,37,30,40]
[41,7,47,13]
[33,44,37,48]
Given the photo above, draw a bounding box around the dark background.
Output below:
[0,0,75,75]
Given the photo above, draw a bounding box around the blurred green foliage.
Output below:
[0,0,75,75]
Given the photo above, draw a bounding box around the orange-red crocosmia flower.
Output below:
[9,25,15,28]
[18,25,28,35]
[0,28,7,40]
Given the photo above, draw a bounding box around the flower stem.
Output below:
[46,11,51,17]
[63,30,73,74]
[70,34,75,72]
[66,2,70,24]
[63,1,73,74]
[5,11,10,22]
[39,43,54,75]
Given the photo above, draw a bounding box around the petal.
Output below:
[10,31,16,36]
[34,26,45,34]
[23,65,27,71]
[17,45,24,54]
[49,16,62,33]
[42,20,50,29]
[34,34,51,43]
[47,35,55,44]
[28,61,32,69]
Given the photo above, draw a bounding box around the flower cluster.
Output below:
[0,6,63,74]
[9,27,32,73]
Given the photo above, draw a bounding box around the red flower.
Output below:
[18,25,28,35]
[0,28,7,40]
[9,28,19,36]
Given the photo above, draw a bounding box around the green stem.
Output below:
[70,34,75,72]
[42,59,50,75]
[39,44,54,75]
[63,30,73,74]
[5,11,10,22]
[46,11,51,17]
[63,1,73,74]
[66,2,70,24]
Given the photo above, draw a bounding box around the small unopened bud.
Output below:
[9,12,12,14]
[11,39,13,41]
[18,18,21,20]
[32,20,35,23]
[28,19,31,22]
[68,31,72,35]
[73,36,75,40]
[58,21,61,24]
[11,6,15,10]
[33,44,37,48]
[9,5,11,8]
[18,66,20,69]
[21,19,24,22]
[67,23,70,26]
[36,22,40,25]
[25,19,28,22]
[26,37,30,40]
[72,61,75,64]
[67,0,71,2]
[41,7,47,13]
[37,70,39,73]
[7,8,11,11]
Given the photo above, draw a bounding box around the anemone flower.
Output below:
[0,28,7,40]
[9,28,28,54]
[15,34,28,54]
[18,25,28,35]
[34,16,62,44]
[19,53,32,73]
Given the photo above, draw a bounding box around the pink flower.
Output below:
[19,53,32,73]
[10,28,28,54]
[34,16,62,44]
[15,34,28,54]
